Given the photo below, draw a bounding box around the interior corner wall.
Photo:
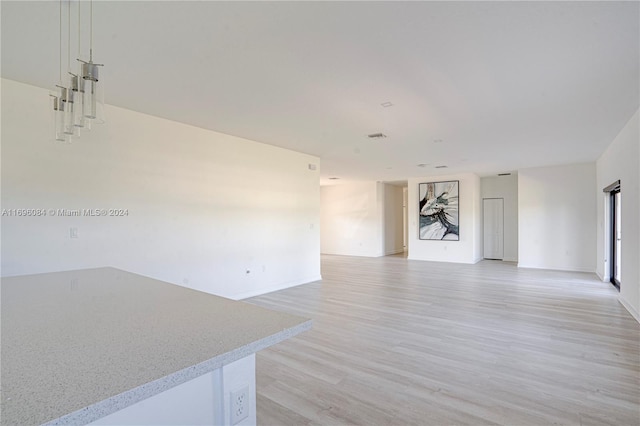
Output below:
[320,181,384,257]
[407,173,481,264]
[383,184,404,255]
[596,109,639,321]
[518,162,596,273]
[481,174,519,262]
[0,79,321,300]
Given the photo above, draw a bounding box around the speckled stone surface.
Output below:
[0,267,311,426]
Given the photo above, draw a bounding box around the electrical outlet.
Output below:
[230,385,250,425]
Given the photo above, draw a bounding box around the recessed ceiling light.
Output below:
[328,177,340,180]
[435,165,448,169]
[381,102,393,108]
[367,132,387,139]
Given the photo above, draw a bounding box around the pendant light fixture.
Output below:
[51,0,104,142]
[63,1,79,139]
[78,0,104,123]
[51,0,69,142]
[71,0,87,130]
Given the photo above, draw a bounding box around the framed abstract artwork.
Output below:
[418,180,459,240]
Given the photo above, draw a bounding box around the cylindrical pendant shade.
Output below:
[61,87,77,137]
[70,74,86,129]
[52,95,67,142]
[83,79,97,119]
[82,61,105,123]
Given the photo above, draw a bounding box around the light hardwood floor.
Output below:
[248,255,640,426]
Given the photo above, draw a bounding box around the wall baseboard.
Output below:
[384,248,405,256]
[618,296,640,324]
[517,263,595,274]
[406,256,479,265]
[321,252,385,258]
[235,275,322,300]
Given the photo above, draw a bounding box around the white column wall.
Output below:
[518,163,596,272]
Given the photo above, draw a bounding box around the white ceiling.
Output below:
[2,1,638,184]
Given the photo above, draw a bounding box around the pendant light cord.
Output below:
[89,0,93,61]
[67,0,71,72]
[77,0,81,62]
[59,0,62,83]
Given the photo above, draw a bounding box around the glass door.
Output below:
[611,189,621,289]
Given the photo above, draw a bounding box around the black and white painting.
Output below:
[419,181,459,240]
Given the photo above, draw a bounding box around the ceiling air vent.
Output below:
[435,165,448,169]
[498,173,511,176]
[367,133,387,139]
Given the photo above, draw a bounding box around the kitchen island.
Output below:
[0,267,311,425]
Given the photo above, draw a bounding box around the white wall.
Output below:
[596,109,639,321]
[320,181,384,257]
[383,184,404,255]
[481,174,519,262]
[407,173,482,264]
[1,79,321,299]
[518,163,596,272]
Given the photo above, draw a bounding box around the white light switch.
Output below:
[70,227,78,239]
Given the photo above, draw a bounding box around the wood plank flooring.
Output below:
[247,255,640,426]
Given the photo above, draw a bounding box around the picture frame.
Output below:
[418,180,459,240]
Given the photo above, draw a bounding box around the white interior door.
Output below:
[483,198,504,260]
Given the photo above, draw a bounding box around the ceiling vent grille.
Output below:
[367,133,387,139]
[498,173,512,176]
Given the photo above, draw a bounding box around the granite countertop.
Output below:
[0,267,311,426]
